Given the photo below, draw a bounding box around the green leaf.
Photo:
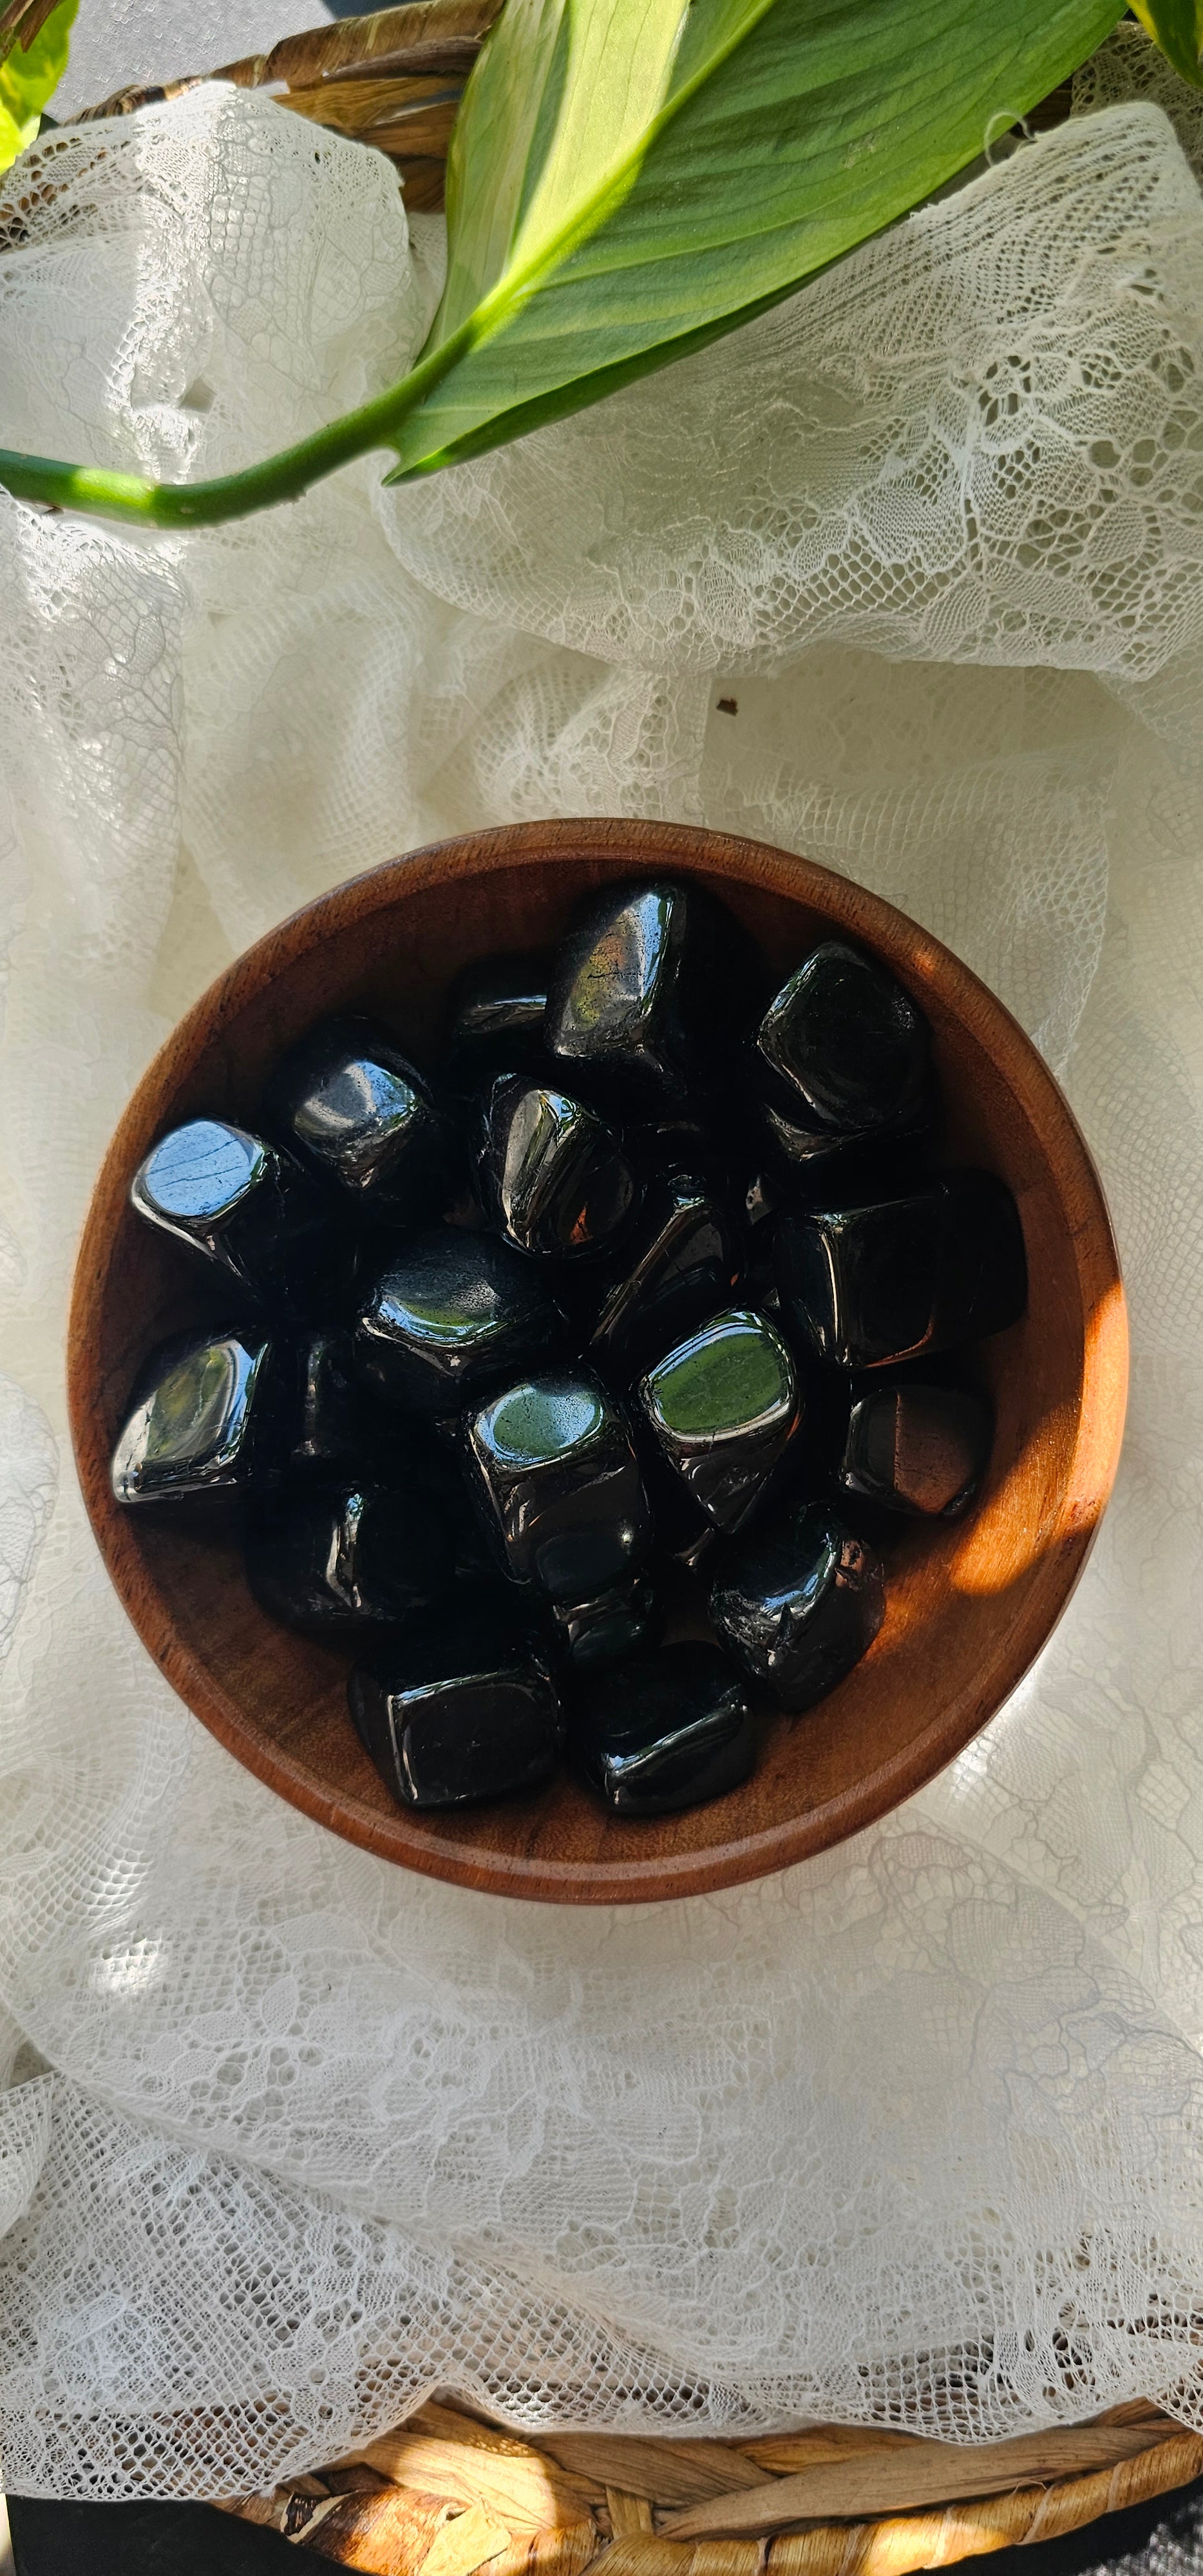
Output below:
[1131,0,1203,86]
[389,0,1124,480]
[0,0,77,171]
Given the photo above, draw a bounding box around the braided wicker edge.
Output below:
[223,2400,1203,2572]
[67,0,504,210]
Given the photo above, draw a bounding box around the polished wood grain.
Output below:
[67,820,1128,1904]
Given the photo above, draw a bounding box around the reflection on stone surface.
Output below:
[709,1497,884,1709]
[349,1607,561,1807]
[354,1226,565,1415]
[776,1170,1027,1369]
[462,1368,652,1600]
[269,1014,455,1220]
[131,1117,332,1312]
[570,1642,755,1815]
[545,878,761,1112]
[839,1381,993,1517]
[111,1329,277,1503]
[638,1305,800,1530]
[480,1077,639,1260]
[247,1483,451,1631]
[755,940,929,1159]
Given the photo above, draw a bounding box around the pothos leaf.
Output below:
[387,0,1125,480]
[1130,0,1203,86]
[0,0,76,173]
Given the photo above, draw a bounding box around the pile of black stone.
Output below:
[111,879,1026,1820]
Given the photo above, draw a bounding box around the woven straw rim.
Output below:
[223,2397,1203,2570]
[71,0,502,209]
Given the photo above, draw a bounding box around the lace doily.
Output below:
[3,28,1203,2501]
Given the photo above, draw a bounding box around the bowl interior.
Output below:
[69,822,1127,1902]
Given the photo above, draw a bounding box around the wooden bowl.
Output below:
[68,819,1128,1904]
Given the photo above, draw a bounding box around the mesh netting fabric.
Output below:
[4,34,1203,2501]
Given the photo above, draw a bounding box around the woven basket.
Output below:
[73,0,504,210]
[223,2397,1203,2571]
[37,15,1195,2569]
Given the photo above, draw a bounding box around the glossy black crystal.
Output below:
[276,1326,402,1479]
[839,1380,992,1518]
[111,1328,279,1504]
[544,878,761,1113]
[354,1227,565,1416]
[348,1605,560,1807]
[588,1171,740,1380]
[545,1569,661,1672]
[638,1304,800,1531]
[570,1642,756,1815]
[444,951,550,1081]
[462,1368,652,1600]
[776,1170,1027,1370]
[708,1497,885,1710]
[479,1077,639,1260]
[269,1014,455,1220]
[130,1118,332,1311]
[755,941,929,1160]
[248,1483,452,1633]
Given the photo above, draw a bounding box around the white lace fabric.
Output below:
[3,28,1203,2501]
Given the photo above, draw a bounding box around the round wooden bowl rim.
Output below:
[68,820,1128,1902]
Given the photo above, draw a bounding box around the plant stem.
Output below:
[0,328,466,527]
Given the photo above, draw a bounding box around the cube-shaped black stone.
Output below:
[354,1227,565,1416]
[247,1483,451,1633]
[269,1015,455,1221]
[588,1171,740,1380]
[755,941,929,1160]
[349,1608,560,1808]
[637,1304,800,1531]
[545,878,761,1113]
[279,1326,414,1480]
[480,1077,639,1260]
[545,1569,661,1672]
[839,1380,992,1518]
[130,1118,332,1312]
[111,1328,280,1504]
[709,1499,884,1710]
[444,951,550,1083]
[462,1368,652,1600]
[570,1643,756,1815]
[775,1171,1027,1370]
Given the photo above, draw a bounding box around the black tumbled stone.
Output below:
[708,1498,885,1710]
[348,1607,560,1807]
[269,1014,455,1220]
[570,1643,756,1816]
[248,1483,451,1633]
[545,878,761,1113]
[588,1171,740,1379]
[111,1328,281,1504]
[279,1326,404,1479]
[130,1118,332,1311]
[462,1368,652,1600]
[545,1569,661,1671]
[776,1170,1027,1370]
[444,951,550,1081]
[480,1076,639,1260]
[354,1227,565,1416]
[755,941,929,1160]
[839,1380,992,1518]
[638,1304,800,1531]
